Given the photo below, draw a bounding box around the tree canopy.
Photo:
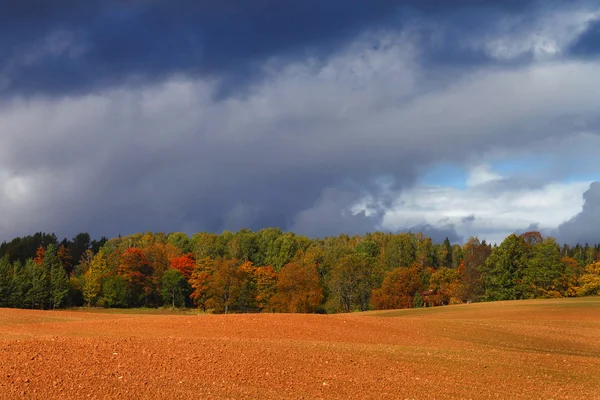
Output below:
[0,229,598,312]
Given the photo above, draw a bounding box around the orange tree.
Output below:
[270,261,323,313]
[118,247,154,306]
[371,265,423,310]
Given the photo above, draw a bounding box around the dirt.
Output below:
[1,297,599,399]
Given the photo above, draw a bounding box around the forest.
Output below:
[0,229,599,313]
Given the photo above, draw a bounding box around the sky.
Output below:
[1,0,600,244]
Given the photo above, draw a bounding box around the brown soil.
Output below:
[1,298,599,399]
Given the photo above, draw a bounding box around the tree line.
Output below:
[0,229,599,313]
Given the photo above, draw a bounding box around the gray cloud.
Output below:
[404,224,462,244]
[556,182,600,244]
[462,215,476,224]
[0,2,599,243]
[290,188,383,238]
[1,0,596,99]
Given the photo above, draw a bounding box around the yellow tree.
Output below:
[429,267,461,305]
[83,252,108,307]
[559,257,580,297]
[578,262,600,296]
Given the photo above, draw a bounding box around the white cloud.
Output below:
[481,8,600,60]
[380,165,592,243]
[466,165,501,187]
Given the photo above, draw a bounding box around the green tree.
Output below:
[167,232,191,254]
[327,252,377,312]
[24,259,49,309]
[10,261,28,308]
[228,229,257,262]
[524,237,563,298]
[253,228,282,266]
[413,291,424,308]
[416,236,434,268]
[382,234,416,270]
[266,233,299,271]
[480,234,529,301]
[101,275,128,308]
[457,237,491,302]
[50,261,69,309]
[0,256,13,307]
[190,232,224,260]
[439,237,453,268]
[44,244,69,309]
[161,269,188,307]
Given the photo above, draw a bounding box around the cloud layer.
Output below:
[1,1,599,243]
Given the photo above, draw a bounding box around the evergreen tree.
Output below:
[44,244,69,309]
[480,234,529,301]
[0,256,13,307]
[24,259,49,309]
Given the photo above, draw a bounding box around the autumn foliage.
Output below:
[1,229,599,313]
[371,266,422,309]
[270,261,322,313]
[118,247,154,306]
[170,254,195,279]
[33,246,46,267]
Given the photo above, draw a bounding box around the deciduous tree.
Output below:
[270,261,323,313]
[578,262,600,296]
[189,257,214,311]
[371,266,422,310]
[429,267,461,305]
[118,247,154,306]
[170,254,195,280]
[83,252,108,307]
[161,269,188,307]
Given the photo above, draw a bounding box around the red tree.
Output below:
[118,247,154,305]
[170,254,195,280]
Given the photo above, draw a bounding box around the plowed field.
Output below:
[1,298,599,399]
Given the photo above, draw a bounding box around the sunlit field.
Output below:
[1,298,599,399]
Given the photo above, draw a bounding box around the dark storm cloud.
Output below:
[404,224,462,244]
[556,182,600,244]
[1,0,599,243]
[290,188,384,238]
[0,0,575,98]
[568,19,600,57]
